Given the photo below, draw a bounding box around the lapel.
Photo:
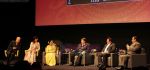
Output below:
[102,44,107,52]
[107,44,112,51]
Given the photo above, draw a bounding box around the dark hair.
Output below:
[48,40,54,44]
[81,37,88,42]
[33,36,38,39]
[32,36,38,42]
[132,36,138,40]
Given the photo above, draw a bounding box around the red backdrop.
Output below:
[36,0,150,26]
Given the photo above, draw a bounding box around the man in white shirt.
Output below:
[97,37,116,69]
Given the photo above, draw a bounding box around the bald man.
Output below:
[7,36,21,65]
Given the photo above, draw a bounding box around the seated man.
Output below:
[119,36,141,68]
[71,37,90,66]
[97,37,116,70]
[6,36,21,65]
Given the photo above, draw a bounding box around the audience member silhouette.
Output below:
[13,60,32,70]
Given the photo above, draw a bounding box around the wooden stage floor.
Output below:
[42,65,149,70]
[42,65,99,70]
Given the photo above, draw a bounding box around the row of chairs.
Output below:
[4,49,147,68]
[42,48,147,68]
[4,50,39,58]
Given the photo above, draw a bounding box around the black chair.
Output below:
[118,48,147,68]
[107,53,118,67]
[127,49,147,68]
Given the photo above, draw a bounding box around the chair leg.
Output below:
[74,56,78,66]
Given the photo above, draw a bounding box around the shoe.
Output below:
[97,63,103,68]
[97,64,101,67]
[98,64,106,70]
[115,67,122,69]
[68,62,73,66]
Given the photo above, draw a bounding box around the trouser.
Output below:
[70,52,82,66]
[98,53,110,66]
[119,54,129,68]
[7,53,16,65]
[74,55,82,65]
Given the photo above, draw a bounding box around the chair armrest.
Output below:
[108,53,118,67]
[42,52,46,66]
[5,50,19,57]
[37,51,39,56]
[110,53,115,57]
[4,50,7,57]
[43,52,45,55]
[15,50,19,57]
[130,53,146,56]
[25,50,28,53]
[25,50,39,56]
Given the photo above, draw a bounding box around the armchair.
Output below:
[81,49,97,66]
[95,52,118,67]
[107,53,118,67]
[4,50,19,57]
[127,48,147,68]
[128,53,147,68]
[118,48,147,68]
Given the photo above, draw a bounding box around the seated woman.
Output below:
[24,36,40,65]
[45,40,58,66]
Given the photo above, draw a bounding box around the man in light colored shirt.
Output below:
[98,37,116,69]
[103,43,111,53]
[119,36,141,68]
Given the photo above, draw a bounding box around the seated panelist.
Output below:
[45,40,58,66]
[72,37,90,66]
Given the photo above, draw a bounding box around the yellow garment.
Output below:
[45,45,57,66]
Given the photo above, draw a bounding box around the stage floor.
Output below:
[42,65,99,70]
[42,65,125,70]
[42,65,150,70]
[2,60,149,70]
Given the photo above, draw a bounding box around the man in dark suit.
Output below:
[73,37,90,66]
[6,36,21,65]
[98,37,116,69]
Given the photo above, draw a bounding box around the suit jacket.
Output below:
[101,43,116,53]
[127,41,141,54]
[7,40,20,55]
[77,43,90,53]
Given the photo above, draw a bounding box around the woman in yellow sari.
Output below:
[45,40,58,66]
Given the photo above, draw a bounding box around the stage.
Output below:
[42,65,112,70]
[1,60,149,70]
[42,65,150,70]
[42,65,127,70]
